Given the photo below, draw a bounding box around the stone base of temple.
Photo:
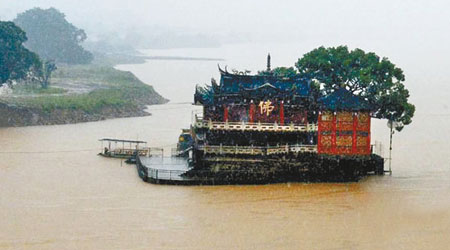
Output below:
[185,153,384,184]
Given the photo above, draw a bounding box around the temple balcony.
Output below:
[194,118,318,133]
[197,144,317,155]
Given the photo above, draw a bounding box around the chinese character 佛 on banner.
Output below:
[259,100,274,116]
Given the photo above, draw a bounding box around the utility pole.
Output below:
[387,117,398,175]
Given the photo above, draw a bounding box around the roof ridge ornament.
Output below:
[217,64,230,74]
[267,53,271,72]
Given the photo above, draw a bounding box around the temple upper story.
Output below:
[195,66,314,107]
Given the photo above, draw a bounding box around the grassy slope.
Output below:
[4,64,167,114]
[12,85,68,95]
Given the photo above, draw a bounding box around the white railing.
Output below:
[197,144,317,155]
[147,168,187,181]
[371,141,384,157]
[145,147,164,157]
[106,148,149,157]
[194,119,318,132]
[171,147,193,157]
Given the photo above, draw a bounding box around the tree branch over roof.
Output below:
[296,46,415,131]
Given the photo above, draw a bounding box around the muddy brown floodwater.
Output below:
[1,44,450,249]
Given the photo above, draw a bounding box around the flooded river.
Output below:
[1,43,449,249]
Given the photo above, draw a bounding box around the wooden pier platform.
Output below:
[136,156,197,184]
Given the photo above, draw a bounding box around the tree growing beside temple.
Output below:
[258,66,298,78]
[13,7,93,64]
[0,21,42,87]
[272,67,298,78]
[295,46,415,131]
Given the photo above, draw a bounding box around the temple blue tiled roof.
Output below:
[318,88,371,111]
[195,67,314,105]
[219,71,311,97]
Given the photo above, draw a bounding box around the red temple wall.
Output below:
[203,100,308,124]
[317,111,371,156]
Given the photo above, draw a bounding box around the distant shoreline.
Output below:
[143,55,225,61]
[93,51,224,66]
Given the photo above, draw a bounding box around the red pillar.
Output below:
[223,105,228,122]
[317,113,322,154]
[249,102,255,123]
[352,113,357,154]
[279,101,285,125]
[332,112,337,154]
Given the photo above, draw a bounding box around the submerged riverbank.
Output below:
[0,63,168,127]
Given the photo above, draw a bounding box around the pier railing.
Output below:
[140,147,164,157]
[171,147,193,157]
[194,118,318,132]
[147,168,187,181]
[105,148,149,157]
[141,147,192,158]
[197,144,317,155]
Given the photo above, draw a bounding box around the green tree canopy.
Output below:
[272,67,298,78]
[295,46,415,131]
[0,21,42,86]
[14,7,93,64]
[257,67,298,78]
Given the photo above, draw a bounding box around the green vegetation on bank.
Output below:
[17,87,142,113]
[1,64,166,114]
[12,85,67,95]
[52,64,144,86]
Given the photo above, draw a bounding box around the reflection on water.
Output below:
[1,43,450,249]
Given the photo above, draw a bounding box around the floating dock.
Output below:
[136,155,199,184]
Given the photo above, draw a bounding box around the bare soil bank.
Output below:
[0,99,165,127]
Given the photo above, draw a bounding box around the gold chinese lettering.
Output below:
[258,100,274,116]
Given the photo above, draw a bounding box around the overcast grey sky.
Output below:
[2,0,450,44]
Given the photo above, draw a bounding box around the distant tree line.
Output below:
[14,7,93,65]
[1,7,93,88]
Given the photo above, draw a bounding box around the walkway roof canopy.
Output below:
[99,138,147,144]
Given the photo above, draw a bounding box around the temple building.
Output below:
[188,56,383,182]
[193,68,372,155]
